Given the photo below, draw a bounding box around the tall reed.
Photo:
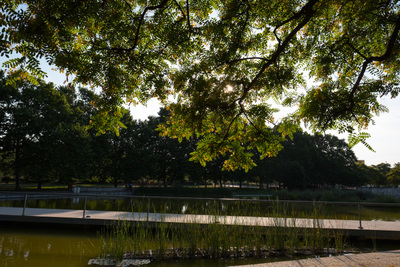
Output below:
[99,198,348,262]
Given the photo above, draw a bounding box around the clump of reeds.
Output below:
[98,199,348,262]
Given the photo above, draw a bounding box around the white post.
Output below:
[83,196,87,218]
[22,194,28,216]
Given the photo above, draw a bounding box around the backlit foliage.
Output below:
[2,0,400,170]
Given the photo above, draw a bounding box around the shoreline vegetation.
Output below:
[1,182,399,203]
[94,201,351,266]
[133,187,400,203]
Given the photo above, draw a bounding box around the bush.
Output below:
[134,186,233,198]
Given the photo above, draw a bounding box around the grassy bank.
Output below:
[134,187,400,203]
[1,182,398,203]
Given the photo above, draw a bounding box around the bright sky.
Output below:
[1,57,399,167]
[342,96,400,166]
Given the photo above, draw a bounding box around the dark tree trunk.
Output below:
[14,139,21,191]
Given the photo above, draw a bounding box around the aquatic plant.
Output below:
[98,199,349,262]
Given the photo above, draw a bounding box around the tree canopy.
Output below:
[2,0,400,170]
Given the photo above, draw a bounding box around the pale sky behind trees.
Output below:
[2,57,400,167]
[128,95,400,167]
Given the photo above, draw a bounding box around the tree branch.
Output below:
[172,0,186,18]
[240,103,274,138]
[218,57,269,67]
[346,41,368,60]
[272,1,316,45]
[105,0,170,54]
[132,0,170,52]
[237,0,318,105]
[349,15,400,105]
[186,0,192,36]
[219,110,243,145]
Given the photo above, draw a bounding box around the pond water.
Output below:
[0,225,101,267]
[0,225,291,267]
[2,224,399,267]
[1,197,400,266]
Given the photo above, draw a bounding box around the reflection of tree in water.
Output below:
[0,228,100,265]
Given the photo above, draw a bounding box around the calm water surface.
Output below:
[0,226,101,267]
[1,197,399,266]
[0,225,290,267]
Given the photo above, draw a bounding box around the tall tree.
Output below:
[0,71,57,190]
[387,163,400,186]
[357,163,387,186]
[144,108,197,186]
[0,71,92,189]
[373,162,392,177]
[254,132,366,189]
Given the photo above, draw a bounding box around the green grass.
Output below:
[0,182,70,191]
[2,182,399,204]
[134,186,400,203]
[0,182,124,191]
[134,186,233,198]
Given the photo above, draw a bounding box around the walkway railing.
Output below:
[1,192,400,229]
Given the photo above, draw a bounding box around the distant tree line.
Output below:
[1,73,399,190]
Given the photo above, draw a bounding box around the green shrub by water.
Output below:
[133,187,400,203]
[134,187,233,198]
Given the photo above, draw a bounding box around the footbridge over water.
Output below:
[1,192,400,240]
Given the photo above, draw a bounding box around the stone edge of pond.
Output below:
[88,258,151,267]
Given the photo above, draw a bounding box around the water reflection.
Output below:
[0,225,293,267]
[0,226,100,267]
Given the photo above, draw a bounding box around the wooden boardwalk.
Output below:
[230,250,400,267]
[1,206,400,239]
